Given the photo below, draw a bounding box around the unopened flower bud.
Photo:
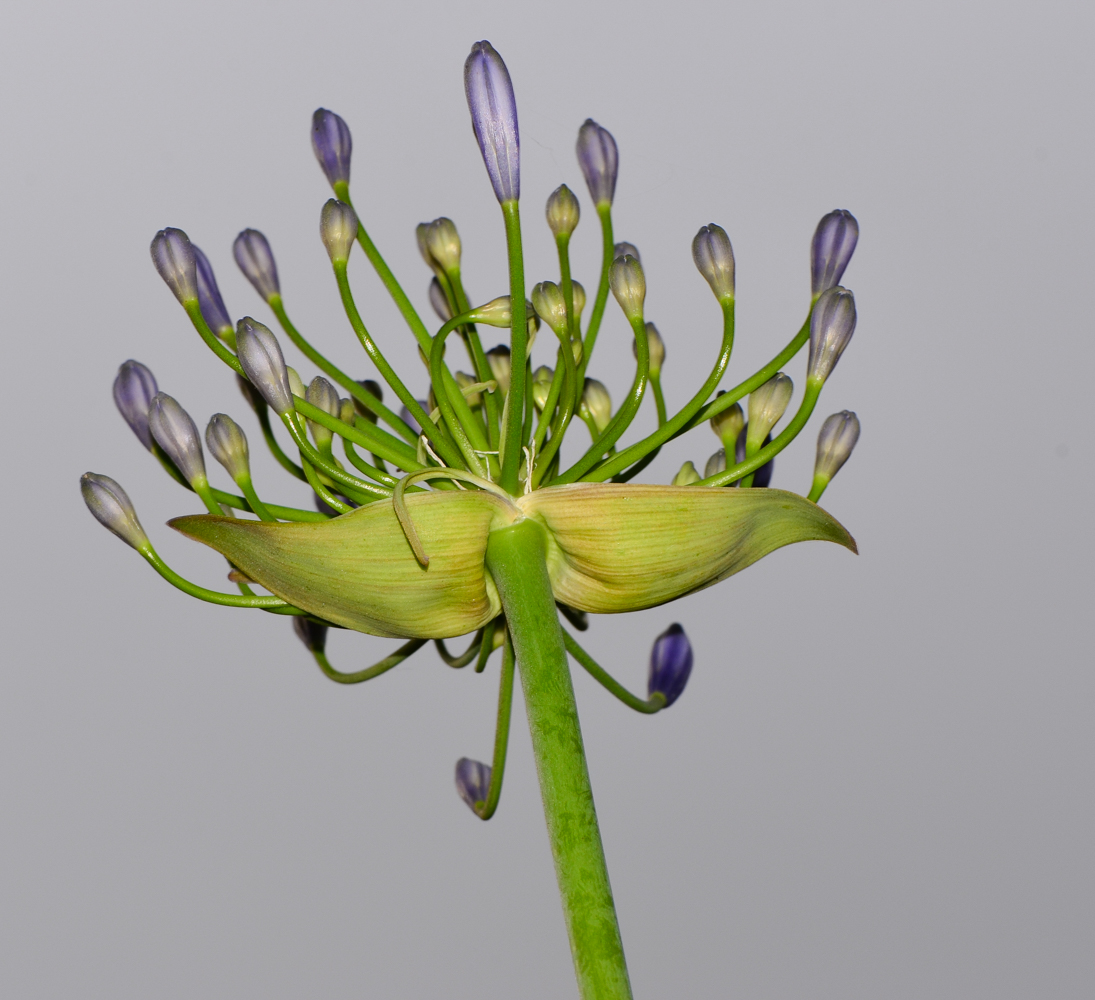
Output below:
[236,316,294,416]
[613,241,640,263]
[150,227,197,304]
[293,616,328,653]
[813,410,860,486]
[531,365,554,411]
[320,199,358,264]
[233,229,280,300]
[339,398,355,424]
[811,209,859,299]
[306,376,340,448]
[692,224,735,303]
[354,379,383,422]
[672,461,701,486]
[464,41,520,203]
[191,244,233,339]
[113,360,158,450]
[633,322,665,375]
[148,393,206,486]
[311,108,352,190]
[571,281,587,320]
[205,413,250,483]
[486,345,511,395]
[546,184,580,237]
[80,473,149,551]
[424,217,461,273]
[648,623,693,707]
[470,296,511,328]
[710,396,743,446]
[429,278,453,322]
[746,373,793,449]
[610,255,645,323]
[455,371,483,409]
[531,281,569,336]
[704,449,726,478]
[576,119,618,207]
[808,286,856,383]
[286,367,306,400]
[455,757,491,813]
[735,426,775,487]
[579,378,612,433]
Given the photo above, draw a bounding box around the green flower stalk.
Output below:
[82,40,866,1000]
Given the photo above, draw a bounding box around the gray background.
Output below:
[2,0,1092,997]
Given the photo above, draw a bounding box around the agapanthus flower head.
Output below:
[311,108,353,190]
[148,393,206,486]
[808,286,856,383]
[633,322,665,375]
[150,227,197,304]
[464,41,520,203]
[455,758,492,813]
[647,623,693,707]
[814,410,861,483]
[609,254,645,323]
[81,473,149,551]
[233,229,280,301]
[320,199,358,264]
[692,224,735,303]
[191,243,233,339]
[576,119,619,207]
[811,209,859,299]
[236,317,294,416]
[546,184,580,237]
[113,360,158,450]
[205,413,250,483]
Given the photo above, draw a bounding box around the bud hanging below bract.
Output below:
[206,413,250,484]
[311,108,352,190]
[236,317,295,416]
[424,217,461,274]
[354,379,383,423]
[609,255,645,323]
[306,376,340,448]
[579,378,612,434]
[576,119,619,207]
[808,286,856,383]
[811,209,859,299]
[192,244,233,340]
[704,449,726,478]
[648,623,693,707]
[672,461,701,486]
[692,224,735,303]
[233,229,281,301]
[149,393,206,486]
[320,200,358,264]
[113,360,159,450]
[633,322,665,375]
[613,241,640,264]
[486,345,511,395]
[531,281,569,336]
[531,365,554,411]
[293,615,328,654]
[546,184,580,237]
[428,278,453,322]
[455,757,491,813]
[80,473,149,551]
[746,373,793,450]
[464,41,520,203]
[150,228,197,304]
[813,410,861,486]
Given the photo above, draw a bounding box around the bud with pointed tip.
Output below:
[613,241,640,263]
[469,297,539,346]
[233,229,280,300]
[320,199,358,264]
[455,757,492,813]
[191,244,233,339]
[293,616,328,653]
[311,108,352,190]
[531,365,554,411]
[306,376,340,448]
[205,414,250,483]
[424,217,461,273]
[812,410,861,493]
[704,449,726,478]
[746,373,793,451]
[150,228,197,304]
[648,623,693,707]
[428,278,453,322]
[286,367,306,400]
[236,317,294,416]
[148,393,206,486]
[464,41,520,203]
[672,461,701,486]
[808,286,856,383]
[354,379,383,423]
[811,210,859,299]
[710,396,744,451]
[546,184,580,237]
[339,398,355,425]
[571,281,587,320]
[579,378,612,433]
[609,255,645,323]
[113,360,158,450]
[80,473,149,551]
[576,119,618,207]
[486,345,511,395]
[692,224,735,303]
[633,322,665,375]
[531,281,569,336]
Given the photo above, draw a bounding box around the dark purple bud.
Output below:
[233,229,280,300]
[735,426,774,487]
[293,616,328,653]
[148,393,206,486]
[811,210,859,299]
[354,379,383,423]
[464,41,520,203]
[576,119,619,207]
[113,360,158,450]
[80,473,149,551]
[311,108,352,190]
[647,623,693,707]
[150,228,197,304]
[454,757,491,813]
[191,244,233,338]
[808,286,856,383]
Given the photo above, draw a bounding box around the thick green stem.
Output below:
[485,520,632,1000]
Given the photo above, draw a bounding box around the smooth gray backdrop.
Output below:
[2,1,1092,997]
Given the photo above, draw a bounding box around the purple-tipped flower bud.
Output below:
[423,217,461,274]
[429,277,453,322]
[311,108,352,190]
[80,473,149,551]
[672,461,701,486]
[148,393,206,486]
[113,360,159,450]
[814,410,860,486]
[320,199,358,264]
[236,316,294,416]
[808,286,856,383]
[454,757,492,813]
[191,244,233,338]
[464,41,520,203]
[704,448,726,478]
[531,281,569,337]
[746,373,793,450]
[633,322,665,375]
[609,255,645,322]
[486,345,511,395]
[576,119,618,207]
[531,365,554,411]
[811,210,859,299]
[613,241,640,264]
[546,184,580,237]
[692,224,735,303]
[205,413,250,483]
[710,396,743,447]
[293,616,328,653]
[150,228,197,304]
[648,623,693,707]
[306,376,340,448]
[579,378,612,433]
[233,229,280,301]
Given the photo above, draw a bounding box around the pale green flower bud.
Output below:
[571,281,586,321]
[710,396,744,450]
[692,223,735,303]
[746,373,793,451]
[609,255,645,323]
[486,345,511,395]
[81,473,149,551]
[306,376,340,448]
[424,217,461,273]
[531,281,569,336]
[469,297,539,348]
[672,461,701,486]
[632,322,665,375]
[546,184,580,237]
[704,448,726,478]
[286,367,306,400]
[455,371,482,409]
[205,413,250,483]
[532,365,554,411]
[579,378,612,433]
[339,398,355,424]
[320,199,358,264]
